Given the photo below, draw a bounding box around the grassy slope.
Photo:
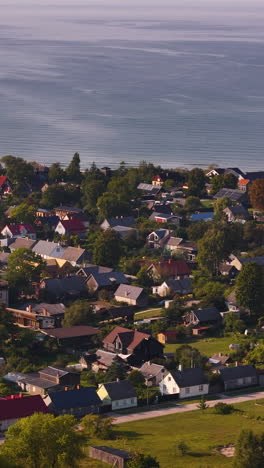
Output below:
[164,335,234,356]
[81,399,264,468]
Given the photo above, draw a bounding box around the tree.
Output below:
[48,162,65,183]
[136,266,153,287]
[184,196,201,212]
[127,452,160,468]
[93,230,123,268]
[1,155,34,184]
[213,196,231,220]
[245,345,264,367]
[41,184,80,209]
[233,429,264,468]
[214,402,234,414]
[187,220,209,241]
[0,413,84,468]
[9,203,36,224]
[175,345,203,368]
[81,179,105,213]
[174,440,189,456]
[197,396,207,410]
[65,152,82,183]
[235,263,264,314]
[96,192,130,219]
[4,248,46,295]
[63,301,95,327]
[224,313,245,334]
[81,414,114,439]
[197,229,227,275]
[223,173,238,189]
[127,370,145,388]
[187,168,206,198]
[249,179,264,210]
[106,361,127,381]
[194,281,226,310]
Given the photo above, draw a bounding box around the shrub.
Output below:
[214,402,234,414]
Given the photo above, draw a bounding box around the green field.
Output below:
[81,399,264,468]
[134,308,163,320]
[164,334,234,357]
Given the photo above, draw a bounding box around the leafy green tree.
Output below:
[224,313,245,333]
[106,361,127,381]
[127,452,160,468]
[63,301,95,327]
[233,429,264,468]
[245,345,264,367]
[187,168,206,198]
[0,413,84,468]
[235,263,264,314]
[1,155,34,184]
[41,184,80,209]
[48,162,65,183]
[175,345,203,368]
[223,173,238,189]
[214,196,231,220]
[81,414,114,439]
[93,230,123,268]
[81,179,105,213]
[65,152,82,183]
[4,248,46,295]
[214,402,234,414]
[195,280,226,310]
[9,203,36,224]
[187,220,209,241]
[96,192,130,219]
[127,370,145,388]
[197,396,208,410]
[136,266,153,287]
[184,196,201,212]
[197,230,227,276]
[249,179,264,210]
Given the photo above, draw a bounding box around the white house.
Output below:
[97,380,137,411]
[1,223,36,240]
[152,278,192,298]
[159,367,209,399]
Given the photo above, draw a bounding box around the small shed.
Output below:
[89,446,131,468]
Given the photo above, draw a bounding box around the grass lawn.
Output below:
[164,334,234,357]
[201,199,215,208]
[81,399,264,468]
[134,308,163,320]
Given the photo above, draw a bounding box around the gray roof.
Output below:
[54,206,83,213]
[104,217,135,228]
[90,446,131,460]
[170,368,208,387]
[32,303,65,316]
[33,240,64,258]
[220,365,257,381]
[62,246,89,263]
[77,265,113,277]
[224,205,249,217]
[166,237,183,247]
[48,387,101,410]
[40,366,68,378]
[214,188,244,202]
[240,256,264,267]
[194,307,221,322]
[42,276,87,297]
[90,271,129,288]
[149,229,171,240]
[9,238,37,251]
[165,278,192,294]
[149,211,175,221]
[95,350,121,367]
[115,284,144,300]
[102,380,137,400]
[139,362,165,378]
[137,183,161,194]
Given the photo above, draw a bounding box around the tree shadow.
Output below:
[188,452,212,458]
[116,430,146,440]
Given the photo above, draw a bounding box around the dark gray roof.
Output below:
[20,375,59,390]
[48,387,101,410]
[224,205,249,217]
[114,284,144,300]
[194,307,221,322]
[90,271,129,288]
[54,206,83,213]
[77,265,113,277]
[170,368,208,387]
[42,276,87,296]
[240,256,264,267]
[102,380,137,400]
[245,171,264,181]
[165,278,192,294]
[214,188,244,202]
[105,216,135,228]
[40,366,69,377]
[150,229,171,240]
[220,365,257,381]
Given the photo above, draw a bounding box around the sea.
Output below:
[1,0,264,171]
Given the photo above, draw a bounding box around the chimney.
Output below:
[178,364,183,372]
[64,387,69,391]
[116,378,120,382]
[76,385,81,390]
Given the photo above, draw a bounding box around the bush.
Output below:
[214,402,234,414]
[81,414,115,439]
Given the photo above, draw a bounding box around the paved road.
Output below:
[112,391,264,424]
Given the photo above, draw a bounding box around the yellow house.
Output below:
[97,381,137,411]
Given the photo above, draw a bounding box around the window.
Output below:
[168,376,171,381]
[199,385,204,392]
[185,387,190,394]
[131,398,134,404]
[115,401,119,407]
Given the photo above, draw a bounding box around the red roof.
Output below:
[0,175,8,187]
[0,395,49,421]
[162,331,178,337]
[103,326,150,351]
[150,260,191,277]
[238,179,250,185]
[4,223,36,235]
[59,219,86,233]
[152,175,163,182]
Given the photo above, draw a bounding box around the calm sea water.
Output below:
[1,0,264,170]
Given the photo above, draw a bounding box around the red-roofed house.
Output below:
[55,219,86,237]
[1,223,36,240]
[0,394,49,432]
[152,175,164,186]
[147,259,191,282]
[238,179,251,192]
[103,326,163,365]
[0,175,13,198]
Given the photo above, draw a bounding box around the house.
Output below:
[238,179,251,192]
[7,305,55,329]
[152,174,164,186]
[77,264,113,278]
[168,240,198,262]
[97,380,137,410]
[152,278,192,298]
[114,284,148,307]
[137,183,161,196]
[223,205,249,223]
[160,367,209,398]
[103,326,164,365]
[139,361,166,386]
[111,225,137,239]
[21,302,65,327]
[164,236,183,252]
[214,188,246,203]
[9,237,37,252]
[147,229,172,249]
[147,259,191,282]
[39,275,87,301]
[1,223,36,240]
[62,212,90,228]
[35,208,53,218]
[149,211,180,225]
[32,240,65,260]
[0,280,9,306]
[157,331,179,344]
[23,366,80,395]
[40,326,99,348]
[184,307,222,328]
[54,206,84,219]
[44,386,101,416]
[219,263,238,279]
[0,394,49,432]
[219,365,258,391]
[245,170,264,181]
[35,215,60,231]
[225,290,242,314]
[206,167,245,179]
[89,350,126,373]
[86,271,129,294]
[0,175,13,197]
[55,219,86,237]
[100,216,135,232]
[89,446,131,468]
[61,246,91,266]
[230,255,264,272]
[209,353,232,371]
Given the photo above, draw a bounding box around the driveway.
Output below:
[112,391,264,424]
